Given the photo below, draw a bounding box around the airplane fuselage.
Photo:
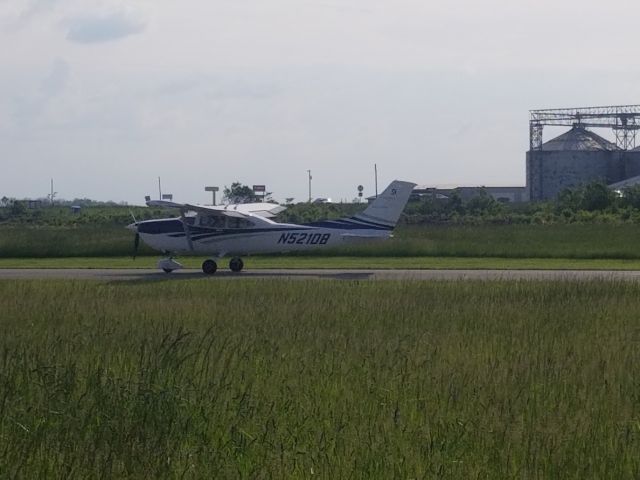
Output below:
[131,180,416,273]
[136,217,391,256]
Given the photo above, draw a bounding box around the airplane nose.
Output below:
[127,222,138,232]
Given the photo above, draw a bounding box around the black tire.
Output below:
[162,268,173,274]
[202,259,217,275]
[229,257,244,273]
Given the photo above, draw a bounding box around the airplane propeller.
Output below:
[126,219,141,260]
[133,231,140,260]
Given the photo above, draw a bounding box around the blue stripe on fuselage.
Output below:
[137,217,391,238]
[304,219,392,230]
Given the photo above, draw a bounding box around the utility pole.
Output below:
[48,178,57,205]
[307,170,312,202]
[374,164,378,198]
[158,177,162,200]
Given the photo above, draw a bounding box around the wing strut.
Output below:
[180,213,194,251]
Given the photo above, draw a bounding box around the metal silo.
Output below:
[526,126,618,201]
[624,145,640,179]
[527,105,640,201]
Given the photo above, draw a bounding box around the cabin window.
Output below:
[199,215,225,228]
[228,218,254,229]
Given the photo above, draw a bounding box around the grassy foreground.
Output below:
[4,255,640,270]
[1,279,639,478]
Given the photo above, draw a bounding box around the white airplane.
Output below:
[128,180,416,274]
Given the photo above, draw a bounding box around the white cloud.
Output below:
[0,0,59,31]
[64,10,145,44]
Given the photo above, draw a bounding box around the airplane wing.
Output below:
[146,200,286,218]
[222,202,286,218]
[146,200,247,218]
[146,200,185,209]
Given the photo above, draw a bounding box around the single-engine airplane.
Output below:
[128,180,415,274]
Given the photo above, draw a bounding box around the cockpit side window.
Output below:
[199,215,225,228]
[228,218,255,229]
[198,215,254,229]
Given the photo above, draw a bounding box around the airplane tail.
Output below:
[349,180,416,228]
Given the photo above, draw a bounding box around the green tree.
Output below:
[619,185,640,209]
[579,182,615,211]
[446,191,465,215]
[465,189,503,216]
[557,182,615,212]
[223,182,265,203]
[557,187,582,212]
[10,200,27,216]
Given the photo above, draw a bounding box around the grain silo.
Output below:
[526,126,618,201]
[624,145,640,179]
[527,105,640,201]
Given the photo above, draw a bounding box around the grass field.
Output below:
[4,255,640,270]
[3,224,640,259]
[1,279,639,478]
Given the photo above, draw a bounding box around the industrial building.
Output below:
[527,105,640,201]
[411,186,526,203]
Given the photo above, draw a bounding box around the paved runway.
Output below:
[2,268,640,281]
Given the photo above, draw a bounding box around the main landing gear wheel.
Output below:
[229,257,244,273]
[202,259,218,275]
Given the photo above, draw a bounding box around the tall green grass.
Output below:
[3,224,640,259]
[1,279,639,478]
[313,224,640,259]
[0,226,154,258]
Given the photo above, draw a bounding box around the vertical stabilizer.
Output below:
[350,180,416,228]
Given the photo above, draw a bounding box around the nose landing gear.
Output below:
[158,258,183,274]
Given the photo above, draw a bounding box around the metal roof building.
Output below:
[539,127,617,152]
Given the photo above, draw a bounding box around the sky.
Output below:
[2,0,640,205]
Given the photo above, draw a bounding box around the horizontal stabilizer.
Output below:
[340,233,388,239]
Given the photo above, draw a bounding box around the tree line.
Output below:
[4,181,640,226]
[404,182,640,225]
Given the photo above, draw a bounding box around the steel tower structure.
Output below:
[530,105,640,151]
